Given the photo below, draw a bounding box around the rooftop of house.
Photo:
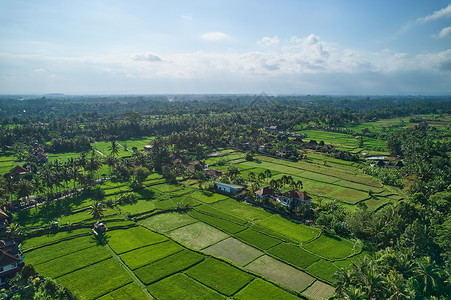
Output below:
[283,190,311,200]
[214,182,244,189]
[9,165,29,174]
[255,187,276,196]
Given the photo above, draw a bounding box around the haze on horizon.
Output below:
[0,0,450,95]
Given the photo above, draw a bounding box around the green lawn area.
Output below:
[56,258,132,300]
[106,226,167,254]
[185,258,254,296]
[135,250,204,285]
[256,215,320,243]
[234,278,300,300]
[147,273,224,300]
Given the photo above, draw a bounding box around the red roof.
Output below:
[255,187,276,196]
[37,153,48,160]
[0,249,20,268]
[9,166,29,174]
[205,169,222,177]
[34,146,44,152]
[283,190,311,200]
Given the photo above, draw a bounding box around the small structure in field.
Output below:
[214,182,244,195]
[92,221,107,236]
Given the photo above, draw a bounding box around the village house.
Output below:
[0,210,8,230]
[204,169,222,179]
[215,182,244,195]
[187,160,207,172]
[255,187,277,200]
[0,239,24,286]
[280,190,312,208]
[9,165,30,176]
[276,147,294,158]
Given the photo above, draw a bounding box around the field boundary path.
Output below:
[116,142,135,153]
[104,242,154,299]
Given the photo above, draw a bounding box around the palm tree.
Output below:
[413,256,442,297]
[257,172,266,183]
[108,141,120,157]
[264,169,272,180]
[87,201,106,220]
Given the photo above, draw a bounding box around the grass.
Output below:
[97,282,150,300]
[147,273,224,300]
[234,228,282,250]
[302,234,360,260]
[301,280,336,300]
[167,222,228,250]
[135,250,204,285]
[57,258,132,300]
[138,212,198,233]
[327,188,369,204]
[257,215,320,243]
[116,200,156,215]
[106,227,167,254]
[306,259,341,284]
[34,244,111,278]
[24,235,96,265]
[234,278,300,300]
[188,210,246,234]
[119,241,183,270]
[185,258,254,296]
[203,237,263,267]
[267,243,320,269]
[334,251,371,269]
[245,255,315,292]
[152,182,183,193]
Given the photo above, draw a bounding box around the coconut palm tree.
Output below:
[108,141,120,157]
[87,201,106,220]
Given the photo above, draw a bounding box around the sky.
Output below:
[0,0,450,95]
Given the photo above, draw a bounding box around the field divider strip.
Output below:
[53,256,112,279]
[104,242,154,299]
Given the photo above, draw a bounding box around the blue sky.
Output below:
[0,0,450,94]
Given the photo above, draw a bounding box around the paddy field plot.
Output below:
[106,226,167,254]
[189,190,229,204]
[23,235,96,265]
[267,243,320,269]
[185,258,254,296]
[257,215,320,243]
[188,209,246,234]
[138,212,198,233]
[119,240,183,270]
[167,222,228,250]
[33,244,111,278]
[306,259,341,284]
[203,237,263,266]
[135,250,204,285]
[234,228,282,250]
[115,200,156,215]
[234,278,300,300]
[21,228,90,251]
[210,199,272,222]
[147,273,224,300]
[302,234,360,260]
[98,282,149,300]
[302,280,336,300]
[56,258,132,300]
[245,255,315,292]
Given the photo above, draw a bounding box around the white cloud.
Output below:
[260,36,280,46]
[437,26,451,38]
[201,32,229,41]
[417,4,451,23]
[132,52,162,62]
[180,14,192,21]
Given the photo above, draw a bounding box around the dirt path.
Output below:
[104,242,154,299]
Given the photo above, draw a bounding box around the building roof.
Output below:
[37,153,48,160]
[9,165,29,174]
[0,249,20,268]
[255,187,276,196]
[283,190,311,201]
[214,182,244,190]
[205,169,222,177]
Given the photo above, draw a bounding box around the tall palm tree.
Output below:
[87,201,106,220]
[413,256,442,297]
[108,141,120,157]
